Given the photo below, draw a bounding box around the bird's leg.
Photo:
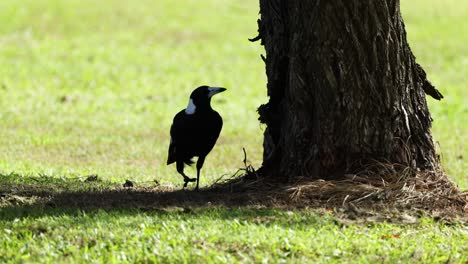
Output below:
[176,161,195,188]
[195,156,206,191]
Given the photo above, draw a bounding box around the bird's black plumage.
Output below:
[167,85,226,190]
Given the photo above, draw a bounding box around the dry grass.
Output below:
[285,172,466,213]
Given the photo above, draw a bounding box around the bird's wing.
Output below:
[199,111,223,155]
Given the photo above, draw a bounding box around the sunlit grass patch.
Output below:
[0,0,466,262]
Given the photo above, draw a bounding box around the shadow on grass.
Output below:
[1,172,466,223]
[0,178,336,229]
[0,172,293,221]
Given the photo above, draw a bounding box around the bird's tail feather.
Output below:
[167,141,195,166]
[167,156,176,165]
[167,145,176,165]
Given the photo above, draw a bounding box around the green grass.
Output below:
[1,208,466,263]
[0,0,466,262]
[0,0,266,186]
[402,0,467,188]
[0,0,465,188]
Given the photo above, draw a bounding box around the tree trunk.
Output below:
[252,0,443,180]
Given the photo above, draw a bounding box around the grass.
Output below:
[1,207,466,263]
[401,0,467,188]
[0,0,466,263]
[0,0,266,185]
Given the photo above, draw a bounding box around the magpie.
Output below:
[167,85,226,190]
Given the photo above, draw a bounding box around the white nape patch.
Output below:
[208,87,222,98]
[185,98,196,114]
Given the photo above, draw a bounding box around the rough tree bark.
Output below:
[251,0,443,180]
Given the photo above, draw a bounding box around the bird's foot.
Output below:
[184,177,196,182]
[183,177,196,188]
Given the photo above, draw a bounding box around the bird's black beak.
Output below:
[207,87,227,97]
